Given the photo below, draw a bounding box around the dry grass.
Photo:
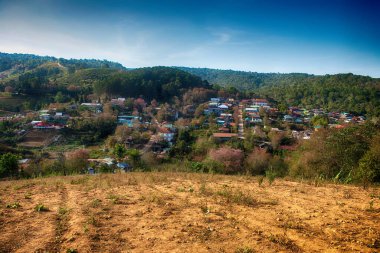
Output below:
[0,172,379,252]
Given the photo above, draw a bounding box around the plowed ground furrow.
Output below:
[86,199,133,252]
[60,188,91,253]
[43,186,70,252]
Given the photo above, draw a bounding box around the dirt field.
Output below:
[0,172,379,253]
[18,129,59,148]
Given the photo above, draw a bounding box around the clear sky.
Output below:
[1,0,379,77]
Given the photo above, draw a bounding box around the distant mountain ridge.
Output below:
[0,52,126,77]
[176,67,380,116]
[0,52,379,116]
[175,66,378,89]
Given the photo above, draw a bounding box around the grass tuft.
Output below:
[6,202,21,209]
[35,203,49,212]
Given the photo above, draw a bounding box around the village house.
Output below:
[245,106,260,114]
[117,115,140,127]
[252,98,269,107]
[210,97,221,103]
[81,103,103,113]
[111,97,126,107]
[245,115,262,125]
[283,115,294,122]
[212,132,238,141]
[158,127,175,143]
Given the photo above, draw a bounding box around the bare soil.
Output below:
[0,172,379,253]
[18,129,58,148]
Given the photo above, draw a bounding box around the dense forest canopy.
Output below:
[0,53,209,105]
[178,67,380,117]
[0,52,126,95]
[0,52,125,73]
[94,67,209,101]
[177,67,314,90]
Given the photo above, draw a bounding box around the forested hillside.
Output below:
[0,52,125,95]
[93,67,208,101]
[1,53,379,116]
[0,52,125,73]
[178,67,380,116]
[0,53,208,110]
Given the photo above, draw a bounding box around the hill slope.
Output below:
[0,172,379,252]
[0,53,209,111]
[94,66,209,101]
[0,52,125,74]
[178,67,380,116]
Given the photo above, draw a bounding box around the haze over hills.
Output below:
[1,52,380,116]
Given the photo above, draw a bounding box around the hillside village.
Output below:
[0,54,378,183]
[1,1,380,251]
[0,91,367,175]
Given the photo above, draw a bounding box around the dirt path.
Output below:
[0,173,379,252]
[238,103,244,139]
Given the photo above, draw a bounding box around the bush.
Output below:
[266,168,277,185]
[192,136,216,157]
[288,124,379,183]
[65,149,89,174]
[268,156,288,177]
[113,144,127,159]
[355,133,380,184]
[35,204,49,212]
[245,148,271,175]
[209,147,244,174]
[189,161,209,173]
[98,164,114,173]
[141,152,161,169]
[0,153,20,178]
[200,159,225,174]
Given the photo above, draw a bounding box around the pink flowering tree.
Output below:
[209,147,244,174]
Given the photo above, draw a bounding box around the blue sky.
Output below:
[0,0,379,77]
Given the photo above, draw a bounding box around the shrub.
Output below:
[189,161,208,173]
[141,152,159,169]
[126,149,141,167]
[0,153,20,178]
[192,137,216,157]
[35,204,49,212]
[288,126,373,181]
[268,156,288,177]
[209,147,244,174]
[268,131,286,150]
[65,149,89,174]
[98,164,114,173]
[245,148,271,175]
[113,144,127,160]
[4,86,14,93]
[6,202,21,209]
[355,133,380,184]
[266,168,277,185]
[201,159,225,174]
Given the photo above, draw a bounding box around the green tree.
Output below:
[289,123,377,182]
[126,149,141,167]
[54,91,65,103]
[356,133,380,184]
[311,115,328,128]
[113,144,127,160]
[0,153,20,178]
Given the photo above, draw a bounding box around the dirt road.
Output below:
[238,103,244,139]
